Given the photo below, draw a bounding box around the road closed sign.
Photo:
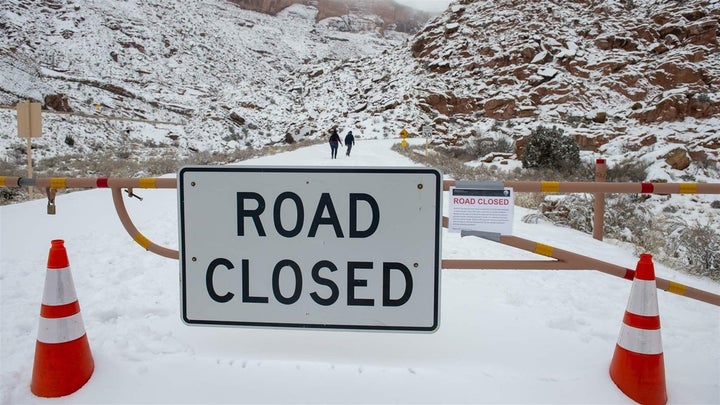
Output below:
[178,167,442,332]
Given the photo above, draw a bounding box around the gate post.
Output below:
[593,158,607,240]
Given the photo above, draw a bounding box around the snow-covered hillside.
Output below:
[0,0,408,160]
[303,0,719,166]
[1,0,718,171]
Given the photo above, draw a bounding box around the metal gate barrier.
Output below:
[1,175,719,306]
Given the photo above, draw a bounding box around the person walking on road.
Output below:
[344,131,355,156]
[328,128,342,159]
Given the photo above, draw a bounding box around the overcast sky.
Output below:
[394,0,452,13]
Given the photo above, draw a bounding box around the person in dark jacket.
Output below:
[344,131,355,156]
[328,128,342,159]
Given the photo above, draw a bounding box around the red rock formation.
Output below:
[229,0,432,34]
[44,94,72,112]
[409,0,718,127]
[664,148,692,170]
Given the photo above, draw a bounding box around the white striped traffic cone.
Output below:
[609,253,667,405]
[31,239,94,397]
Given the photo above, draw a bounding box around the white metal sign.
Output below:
[423,125,432,138]
[178,167,442,332]
[448,187,514,235]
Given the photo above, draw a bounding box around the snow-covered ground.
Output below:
[1,139,718,404]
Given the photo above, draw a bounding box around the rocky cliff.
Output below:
[1,0,718,176]
[293,0,718,171]
[229,0,433,33]
[411,0,718,129]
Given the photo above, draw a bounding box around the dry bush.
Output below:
[394,144,504,182]
[1,138,325,205]
[516,162,594,182]
[667,222,720,280]
[536,194,594,233]
[469,136,515,159]
[0,158,22,177]
[436,145,476,162]
[0,159,26,204]
[514,192,546,209]
[603,194,654,244]
[606,158,650,182]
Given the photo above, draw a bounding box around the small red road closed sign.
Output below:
[178,166,442,332]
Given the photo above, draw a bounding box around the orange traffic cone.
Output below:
[31,239,94,397]
[609,254,667,405]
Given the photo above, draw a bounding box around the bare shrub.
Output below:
[116,149,132,160]
[671,223,720,279]
[36,153,86,174]
[514,192,546,209]
[394,144,505,182]
[696,93,711,103]
[606,158,650,182]
[437,145,476,162]
[0,159,39,204]
[7,143,27,165]
[0,159,22,177]
[603,194,654,244]
[143,152,183,175]
[519,161,594,182]
[534,194,594,233]
[0,158,26,205]
[0,138,326,205]
[470,136,514,158]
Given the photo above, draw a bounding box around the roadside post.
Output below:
[594,158,607,241]
[16,102,42,199]
[423,125,432,159]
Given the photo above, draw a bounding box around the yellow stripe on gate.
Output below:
[138,178,156,188]
[535,243,554,257]
[668,281,687,296]
[679,183,697,194]
[541,181,560,193]
[50,178,67,189]
[0,177,5,187]
[133,233,152,250]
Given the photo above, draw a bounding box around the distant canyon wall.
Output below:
[230,0,300,15]
[228,0,432,33]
